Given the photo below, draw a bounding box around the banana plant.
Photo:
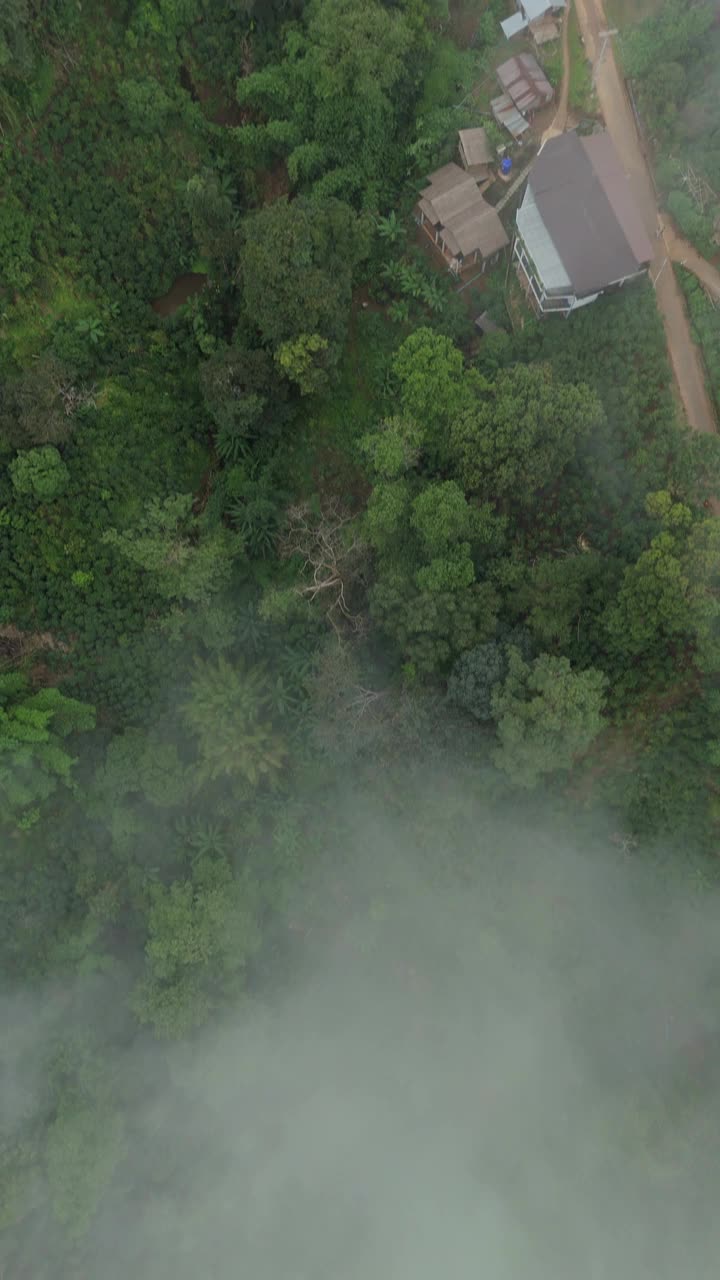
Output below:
[376,211,405,245]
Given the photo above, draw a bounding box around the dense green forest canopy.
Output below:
[1,0,720,1273]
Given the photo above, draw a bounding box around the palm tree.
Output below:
[376,211,405,246]
[183,657,287,787]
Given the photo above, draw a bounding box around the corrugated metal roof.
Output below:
[496,53,554,114]
[491,92,530,140]
[516,183,571,291]
[501,11,528,37]
[525,131,653,295]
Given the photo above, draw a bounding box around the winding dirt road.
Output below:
[663,220,720,303]
[570,0,718,433]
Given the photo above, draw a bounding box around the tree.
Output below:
[512,552,614,651]
[118,76,174,136]
[490,648,607,788]
[130,855,262,1038]
[275,332,330,396]
[46,1101,125,1239]
[392,327,471,446]
[199,341,290,455]
[602,492,720,676]
[370,567,498,674]
[414,544,475,592]
[450,363,603,504]
[103,494,243,607]
[0,355,75,451]
[185,169,239,268]
[43,1034,126,1240]
[236,0,420,205]
[365,479,413,556]
[0,0,32,78]
[304,638,392,762]
[91,728,188,812]
[447,640,510,723]
[10,445,69,501]
[182,657,287,786]
[239,196,368,368]
[605,530,691,669]
[621,0,713,80]
[360,414,425,479]
[274,499,369,634]
[411,480,477,555]
[0,675,95,828]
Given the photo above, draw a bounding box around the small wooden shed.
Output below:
[458,128,494,187]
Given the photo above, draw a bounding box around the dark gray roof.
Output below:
[527,131,653,295]
[474,311,501,334]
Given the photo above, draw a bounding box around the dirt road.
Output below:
[662,219,720,302]
[573,0,717,434]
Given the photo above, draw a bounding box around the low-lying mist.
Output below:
[5,779,720,1279]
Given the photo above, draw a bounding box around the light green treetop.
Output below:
[0,674,95,828]
[103,494,243,606]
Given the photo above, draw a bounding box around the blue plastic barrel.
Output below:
[500,156,513,176]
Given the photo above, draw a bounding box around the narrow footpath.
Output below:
[542,0,571,143]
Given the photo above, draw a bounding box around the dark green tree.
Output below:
[236,0,421,205]
[182,656,287,786]
[450,363,603,505]
[0,355,73,451]
[239,196,368,368]
[371,567,498,674]
[447,640,509,723]
[491,648,607,788]
[185,169,239,269]
[603,493,720,677]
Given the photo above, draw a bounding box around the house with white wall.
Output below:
[513,131,653,316]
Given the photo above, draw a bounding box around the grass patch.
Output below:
[278,307,400,504]
[0,270,89,365]
[81,372,209,525]
[604,0,663,30]
[417,37,477,115]
[677,266,720,416]
[540,41,563,89]
[567,4,595,115]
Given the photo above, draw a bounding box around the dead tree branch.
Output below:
[279,500,369,634]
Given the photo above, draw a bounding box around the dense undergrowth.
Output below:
[1,0,720,1272]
